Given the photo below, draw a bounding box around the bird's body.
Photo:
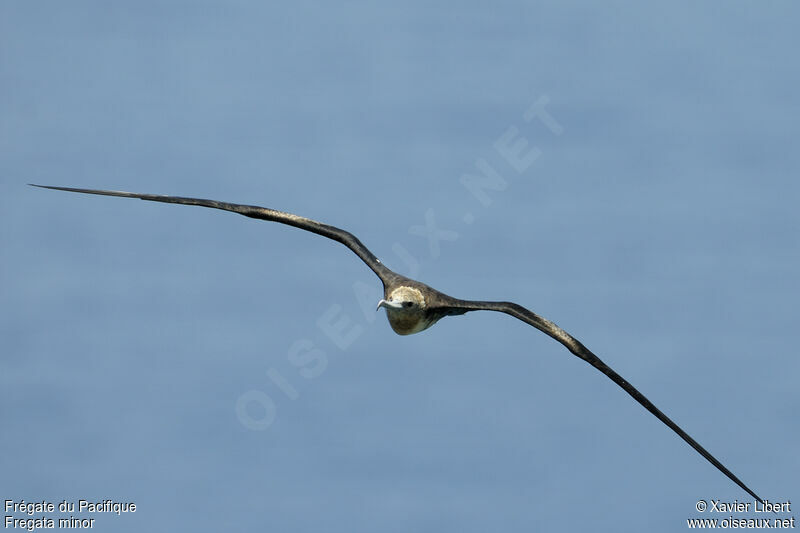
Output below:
[379,285,434,335]
[31,184,765,504]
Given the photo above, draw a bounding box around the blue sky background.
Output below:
[1,2,798,531]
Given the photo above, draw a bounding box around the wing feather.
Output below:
[31,184,393,282]
[446,298,763,504]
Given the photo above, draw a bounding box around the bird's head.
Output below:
[376,286,433,335]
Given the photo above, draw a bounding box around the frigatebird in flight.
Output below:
[31,184,763,503]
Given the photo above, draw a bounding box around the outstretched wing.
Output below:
[441,298,763,504]
[30,184,394,283]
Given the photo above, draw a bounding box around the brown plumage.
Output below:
[31,184,764,503]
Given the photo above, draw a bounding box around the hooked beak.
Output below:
[376,299,403,311]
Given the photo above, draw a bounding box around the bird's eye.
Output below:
[403,301,413,308]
